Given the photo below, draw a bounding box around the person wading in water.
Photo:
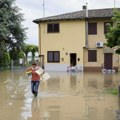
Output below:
[26,61,43,97]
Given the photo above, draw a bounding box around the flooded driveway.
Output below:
[0,70,120,120]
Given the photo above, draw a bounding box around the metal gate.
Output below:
[39,55,44,69]
[10,59,25,70]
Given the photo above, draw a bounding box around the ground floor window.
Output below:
[47,51,60,62]
[88,50,97,62]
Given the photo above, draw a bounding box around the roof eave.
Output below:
[33,16,112,24]
[33,20,39,24]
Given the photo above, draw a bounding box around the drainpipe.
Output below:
[39,23,41,56]
[83,3,88,48]
[38,23,42,67]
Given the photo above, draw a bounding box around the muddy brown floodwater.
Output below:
[0,70,120,120]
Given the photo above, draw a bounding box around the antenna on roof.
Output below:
[43,0,45,17]
[114,0,116,8]
[86,2,88,17]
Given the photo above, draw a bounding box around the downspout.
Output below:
[39,23,41,56]
[38,23,42,67]
[83,3,88,48]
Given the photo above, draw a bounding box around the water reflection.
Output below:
[0,71,119,120]
[28,98,41,120]
[104,74,113,87]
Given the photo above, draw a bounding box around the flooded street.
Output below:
[0,70,120,120]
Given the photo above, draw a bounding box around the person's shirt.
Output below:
[27,66,40,81]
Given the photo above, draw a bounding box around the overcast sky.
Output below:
[15,0,120,45]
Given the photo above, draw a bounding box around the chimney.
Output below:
[82,5,86,10]
[82,3,88,18]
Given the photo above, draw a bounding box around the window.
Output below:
[47,23,59,33]
[104,22,113,34]
[47,51,60,62]
[88,22,97,35]
[88,50,97,62]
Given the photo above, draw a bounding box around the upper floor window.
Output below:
[88,22,97,35]
[47,51,60,62]
[47,23,59,33]
[104,22,113,34]
[88,50,97,62]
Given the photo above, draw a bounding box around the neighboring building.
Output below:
[33,7,120,72]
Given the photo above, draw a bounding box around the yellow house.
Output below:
[33,7,120,72]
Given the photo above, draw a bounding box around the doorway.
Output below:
[70,53,76,66]
[104,53,112,69]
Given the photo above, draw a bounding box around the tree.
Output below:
[23,44,32,59]
[23,44,38,63]
[0,0,27,69]
[0,0,26,51]
[0,51,10,69]
[9,48,24,60]
[31,45,38,60]
[105,9,120,54]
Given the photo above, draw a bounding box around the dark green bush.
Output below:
[0,51,10,69]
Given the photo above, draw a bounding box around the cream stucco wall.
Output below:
[38,18,119,71]
[88,19,111,48]
[84,19,119,70]
[39,20,86,71]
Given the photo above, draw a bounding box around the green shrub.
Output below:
[0,51,10,69]
[106,87,118,95]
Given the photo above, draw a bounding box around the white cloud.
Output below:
[15,0,43,45]
[15,0,120,45]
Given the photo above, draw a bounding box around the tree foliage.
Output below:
[0,0,27,68]
[23,44,32,58]
[0,0,26,51]
[105,9,120,54]
[31,45,38,60]
[9,48,24,60]
[23,44,38,61]
[0,51,10,69]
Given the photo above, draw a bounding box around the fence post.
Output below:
[118,85,120,97]
[11,60,14,70]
